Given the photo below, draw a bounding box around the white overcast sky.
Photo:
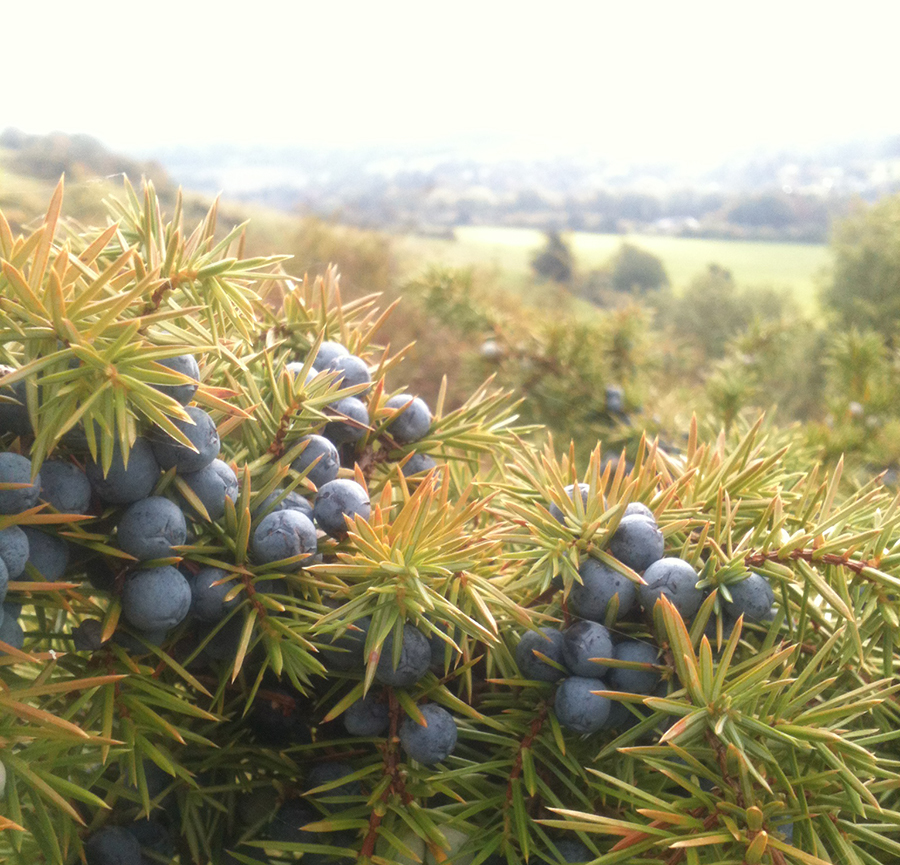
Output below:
[4,1,899,164]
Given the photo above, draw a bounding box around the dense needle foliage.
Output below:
[0,182,899,865]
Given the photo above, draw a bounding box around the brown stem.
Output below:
[356,440,397,484]
[266,396,307,458]
[502,703,549,840]
[142,278,175,315]
[744,547,875,576]
[527,584,560,609]
[359,689,413,862]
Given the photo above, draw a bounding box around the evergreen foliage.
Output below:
[0,181,899,865]
[531,232,574,284]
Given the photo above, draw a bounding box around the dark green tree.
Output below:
[531,231,574,283]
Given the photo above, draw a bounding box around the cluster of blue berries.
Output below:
[518,487,776,742]
[294,339,436,478]
[0,341,463,863]
[321,616,460,765]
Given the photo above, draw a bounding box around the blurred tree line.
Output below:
[5,129,900,481]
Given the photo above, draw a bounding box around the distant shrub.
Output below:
[609,243,669,293]
[821,193,900,343]
[653,264,793,360]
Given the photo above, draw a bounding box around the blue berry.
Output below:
[0,559,8,607]
[428,623,457,672]
[0,608,24,653]
[344,692,389,737]
[624,501,655,521]
[553,838,594,863]
[326,354,371,392]
[22,527,69,580]
[0,377,32,437]
[401,453,437,477]
[153,353,200,405]
[0,452,40,514]
[306,761,362,801]
[515,627,567,681]
[252,509,317,570]
[639,558,703,620]
[723,573,775,622]
[190,567,239,622]
[292,435,340,488]
[72,618,106,651]
[385,394,432,444]
[399,703,458,765]
[549,482,590,524]
[375,624,431,687]
[117,497,187,560]
[569,557,637,621]
[121,565,191,632]
[285,359,319,383]
[122,818,174,861]
[252,488,313,521]
[152,406,220,473]
[609,514,665,572]
[180,458,238,520]
[554,676,611,734]
[39,460,92,514]
[0,525,29,579]
[85,826,142,865]
[237,786,280,826]
[269,799,319,844]
[86,437,160,505]
[323,396,369,445]
[320,616,371,672]
[609,641,661,694]
[561,621,613,678]
[198,615,246,661]
[313,479,371,536]
[313,340,350,369]
[604,699,634,729]
[605,385,625,414]
[703,613,738,644]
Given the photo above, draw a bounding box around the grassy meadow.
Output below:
[396,225,830,311]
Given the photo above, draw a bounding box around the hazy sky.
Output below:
[5,1,899,164]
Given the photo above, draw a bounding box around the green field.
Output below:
[397,225,830,310]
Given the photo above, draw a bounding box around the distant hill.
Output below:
[0,128,172,188]
[145,136,900,243]
[0,130,258,240]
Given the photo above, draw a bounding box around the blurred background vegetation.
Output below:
[4,129,900,485]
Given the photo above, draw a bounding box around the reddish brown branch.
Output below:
[527,584,560,609]
[359,689,413,861]
[356,440,396,484]
[502,703,549,840]
[267,397,307,458]
[744,547,875,576]
[142,279,175,315]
